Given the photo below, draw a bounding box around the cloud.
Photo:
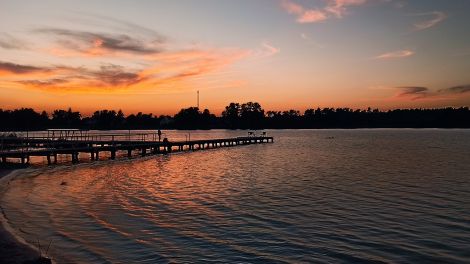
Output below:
[6,62,142,89]
[281,0,366,24]
[260,42,280,57]
[325,0,367,18]
[397,84,470,100]
[412,11,447,31]
[281,0,327,23]
[0,61,50,75]
[2,45,249,92]
[397,86,429,99]
[375,49,414,59]
[439,85,470,94]
[0,33,29,50]
[35,28,164,56]
[298,10,328,23]
[18,78,69,87]
[89,64,142,86]
[2,16,254,93]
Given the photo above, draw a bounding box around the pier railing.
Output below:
[0,132,274,165]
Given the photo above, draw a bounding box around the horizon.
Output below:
[1,0,470,115]
[2,103,470,118]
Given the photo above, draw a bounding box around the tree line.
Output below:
[1,102,469,130]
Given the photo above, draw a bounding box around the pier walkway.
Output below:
[0,132,273,165]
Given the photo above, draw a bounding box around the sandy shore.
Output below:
[0,168,51,264]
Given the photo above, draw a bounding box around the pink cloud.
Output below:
[281,0,328,23]
[298,10,328,23]
[375,49,414,59]
[325,0,367,18]
[281,0,366,23]
[413,11,447,31]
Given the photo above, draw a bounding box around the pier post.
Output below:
[90,151,95,161]
[141,148,146,157]
[47,155,51,165]
[128,149,132,158]
[95,151,99,161]
[72,153,79,164]
[111,150,116,160]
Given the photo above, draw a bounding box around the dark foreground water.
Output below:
[1,130,470,263]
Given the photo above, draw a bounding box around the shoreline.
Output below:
[0,168,50,264]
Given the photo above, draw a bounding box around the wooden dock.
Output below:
[0,133,274,165]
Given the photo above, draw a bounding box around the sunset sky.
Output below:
[1,0,470,115]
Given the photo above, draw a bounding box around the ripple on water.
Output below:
[1,129,470,263]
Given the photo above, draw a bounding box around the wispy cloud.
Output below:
[412,11,447,31]
[260,42,281,57]
[325,0,367,18]
[35,28,164,56]
[396,86,429,99]
[281,0,327,23]
[375,49,414,59]
[0,61,50,75]
[0,33,29,50]
[438,85,470,94]
[1,45,249,93]
[281,0,367,24]
[397,85,470,100]
[1,15,256,93]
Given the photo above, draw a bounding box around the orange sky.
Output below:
[1,0,470,116]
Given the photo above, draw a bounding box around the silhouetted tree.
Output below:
[51,108,81,128]
[174,107,201,129]
[1,106,470,131]
[222,103,241,129]
[239,102,265,129]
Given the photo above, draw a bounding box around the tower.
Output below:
[197,90,200,109]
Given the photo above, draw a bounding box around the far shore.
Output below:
[0,168,50,264]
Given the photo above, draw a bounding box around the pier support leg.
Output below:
[141,148,146,157]
[90,151,95,161]
[54,154,58,164]
[128,149,132,158]
[72,153,79,164]
[111,150,116,160]
[47,155,51,165]
[1,157,6,163]
[95,152,99,161]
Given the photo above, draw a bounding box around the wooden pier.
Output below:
[0,132,273,165]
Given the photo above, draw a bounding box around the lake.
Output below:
[1,129,470,263]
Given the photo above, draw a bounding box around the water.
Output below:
[1,129,470,263]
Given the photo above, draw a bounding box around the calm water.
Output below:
[1,130,470,263]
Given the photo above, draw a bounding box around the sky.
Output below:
[1,0,470,115]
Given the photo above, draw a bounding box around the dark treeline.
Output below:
[1,103,469,131]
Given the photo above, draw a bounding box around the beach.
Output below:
[0,168,45,264]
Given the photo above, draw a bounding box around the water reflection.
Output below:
[2,129,470,263]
